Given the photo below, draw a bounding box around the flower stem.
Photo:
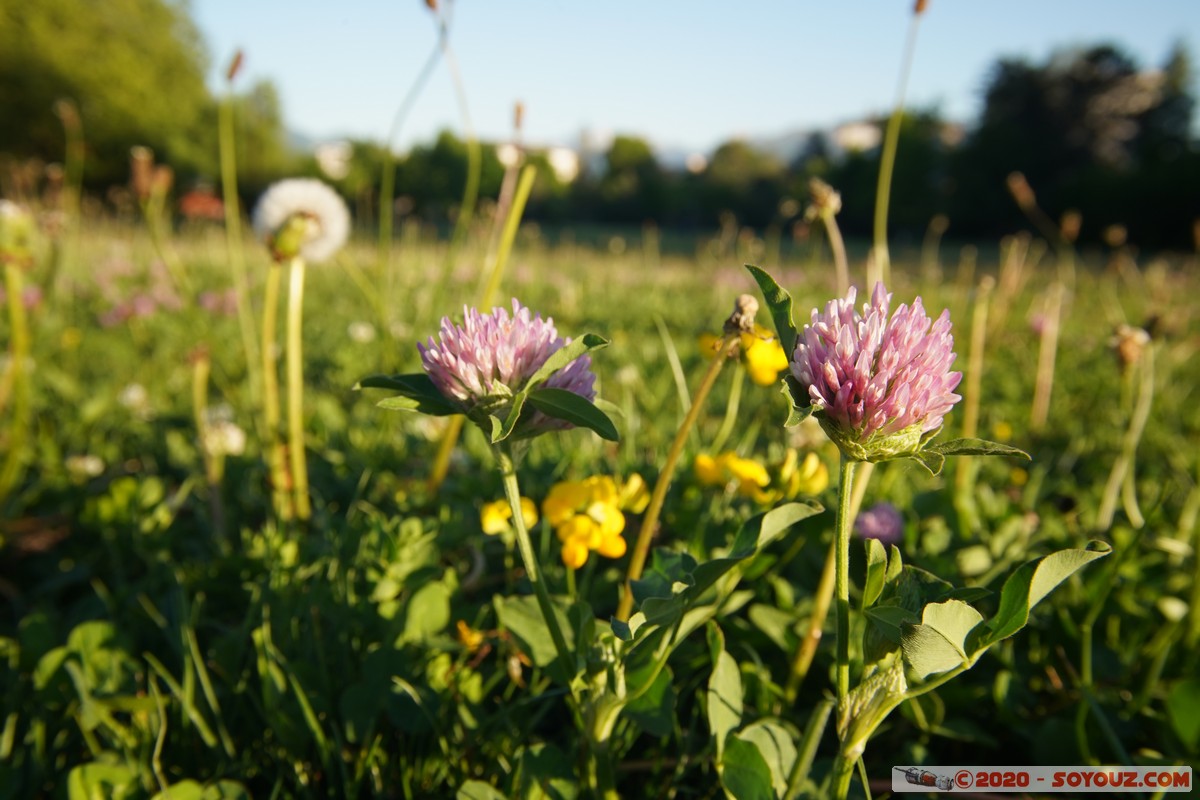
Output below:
[1097,344,1154,530]
[0,265,31,505]
[821,208,851,298]
[871,5,924,287]
[835,456,859,710]
[262,263,291,519]
[218,83,264,428]
[285,257,312,521]
[616,335,737,621]
[495,443,572,679]
[709,362,744,453]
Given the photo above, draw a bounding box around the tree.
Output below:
[0,0,215,185]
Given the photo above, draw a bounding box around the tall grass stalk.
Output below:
[377,26,445,271]
[1030,282,1064,433]
[1096,345,1154,530]
[217,52,264,432]
[617,333,738,622]
[0,264,31,505]
[954,275,994,531]
[871,0,928,287]
[53,99,84,295]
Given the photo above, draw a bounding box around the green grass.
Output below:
[1,217,1198,798]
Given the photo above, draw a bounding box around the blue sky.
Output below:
[191,0,1199,154]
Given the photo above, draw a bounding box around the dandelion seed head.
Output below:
[252,178,350,263]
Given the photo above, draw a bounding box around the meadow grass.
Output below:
[1,216,1198,798]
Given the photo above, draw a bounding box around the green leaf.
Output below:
[864,605,919,645]
[357,373,459,416]
[728,501,824,558]
[625,663,676,738]
[67,762,140,800]
[906,449,946,476]
[927,438,1031,461]
[977,541,1112,650]
[489,392,527,443]
[780,375,812,427]
[863,538,888,609]
[527,387,619,441]
[457,780,507,800]
[745,264,797,356]
[1167,678,1200,750]
[735,720,798,798]
[150,781,205,800]
[399,579,451,644]
[515,743,581,800]
[494,595,574,669]
[720,735,775,800]
[707,633,742,760]
[523,333,609,391]
[901,600,985,681]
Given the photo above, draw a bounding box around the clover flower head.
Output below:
[252,178,350,263]
[419,300,596,437]
[791,283,962,461]
[855,502,904,546]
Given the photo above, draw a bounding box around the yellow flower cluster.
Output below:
[694,450,829,504]
[480,496,538,536]
[699,324,790,386]
[543,475,650,569]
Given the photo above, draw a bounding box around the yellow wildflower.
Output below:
[619,473,651,514]
[542,474,645,569]
[480,496,538,535]
[456,620,485,653]
[698,324,791,386]
[740,327,790,386]
[780,451,830,497]
[695,449,828,504]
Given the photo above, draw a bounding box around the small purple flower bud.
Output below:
[855,502,904,546]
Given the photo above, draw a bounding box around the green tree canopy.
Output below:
[0,0,214,185]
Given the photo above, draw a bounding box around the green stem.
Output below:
[285,257,311,521]
[262,263,291,519]
[871,10,924,287]
[821,208,850,297]
[616,335,738,621]
[1097,345,1154,530]
[378,25,445,271]
[218,86,264,423]
[495,443,572,679]
[788,462,871,701]
[835,456,858,710]
[0,265,31,504]
[783,696,833,800]
[709,363,744,453]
